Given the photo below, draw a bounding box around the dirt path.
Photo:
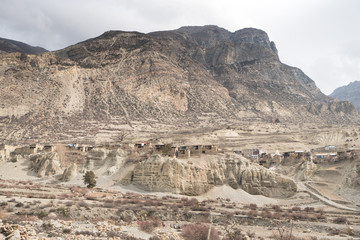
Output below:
[298,182,360,212]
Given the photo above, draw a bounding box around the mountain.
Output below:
[330,81,360,111]
[0,37,47,54]
[0,25,358,142]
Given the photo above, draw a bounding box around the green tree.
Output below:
[83,171,96,188]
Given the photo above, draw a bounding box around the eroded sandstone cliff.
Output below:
[121,154,297,198]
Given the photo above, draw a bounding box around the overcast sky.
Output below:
[1,0,359,95]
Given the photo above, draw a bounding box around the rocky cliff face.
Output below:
[0,26,358,141]
[330,81,360,112]
[121,154,297,198]
[29,152,62,177]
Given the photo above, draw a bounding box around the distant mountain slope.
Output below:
[0,37,47,54]
[0,26,358,142]
[330,81,360,111]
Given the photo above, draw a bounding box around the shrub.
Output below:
[247,210,258,218]
[77,201,89,208]
[304,207,315,212]
[107,230,121,237]
[223,227,250,240]
[248,203,258,210]
[149,236,161,240]
[333,216,347,224]
[272,205,282,212]
[292,206,301,211]
[139,218,161,233]
[261,210,272,218]
[83,171,96,188]
[182,223,220,240]
[38,211,48,219]
[15,202,24,208]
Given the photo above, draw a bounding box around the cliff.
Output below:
[121,154,297,198]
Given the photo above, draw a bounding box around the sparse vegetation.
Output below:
[182,223,220,240]
[83,171,96,188]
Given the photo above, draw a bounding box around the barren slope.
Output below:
[0,26,358,142]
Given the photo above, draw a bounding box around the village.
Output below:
[1,140,359,169]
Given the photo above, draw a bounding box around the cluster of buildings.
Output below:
[237,145,359,168]
[2,141,359,168]
[1,143,51,160]
[134,143,218,159]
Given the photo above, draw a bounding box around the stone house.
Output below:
[177,146,191,159]
[153,144,177,158]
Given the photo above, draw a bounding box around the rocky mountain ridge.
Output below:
[0,37,47,54]
[330,81,360,111]
[0,25,358,142]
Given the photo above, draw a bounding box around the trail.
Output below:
[297,182,360,212]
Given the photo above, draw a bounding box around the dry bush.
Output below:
[149,236,161,240]
[272,205,282,212]
[107,230,121,237]
[223,226,254,240]
[75,230,97,236]
[191,206,209,212]
[291,207,301,212]
[333,216,347,224]
[261,209,272,219]
[246,210,258,218]
[272,212,283,220]
[182,223,220,240]
[307,214,318,222]
[77,201,89,208]
[183,198,199,207]
[304,207,315,213]
[248,203,258,210]
[292,212,307,221]
[65,201,74,207]
[139,217,161,233]
[315,208,324,214]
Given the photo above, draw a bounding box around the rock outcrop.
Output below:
[29,152,62,177]
[0,26,358,141]
[121,154,297,198]
[85,148,126,170]
[61,163,78,182]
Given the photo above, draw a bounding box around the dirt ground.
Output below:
[1,123,360,239]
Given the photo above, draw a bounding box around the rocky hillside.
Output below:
[0,26,358,142]
[0,37,47,54]
[330,81,360,111]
